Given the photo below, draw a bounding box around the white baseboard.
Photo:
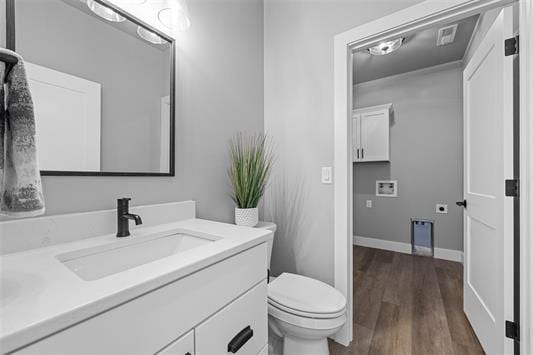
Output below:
[353,235,411,254]
[434,247,463,263]
[353,235,463,263]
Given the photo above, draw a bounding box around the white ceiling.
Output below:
[353,15,478,84]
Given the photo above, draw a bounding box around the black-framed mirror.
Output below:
[5,0,175,176]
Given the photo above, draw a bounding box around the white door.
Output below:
[25,62,101,171]
[462,7,514,354]
[359,111,389,161]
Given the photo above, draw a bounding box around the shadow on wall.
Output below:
[265,175,308,277]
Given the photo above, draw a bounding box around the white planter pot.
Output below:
[235,207,259,227]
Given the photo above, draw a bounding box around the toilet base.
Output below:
[283,335,329,355]
[268,311,345,355]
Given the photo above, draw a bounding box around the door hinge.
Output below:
[505,179,519,197]
[505,36,519,56]
[505,320,520,340]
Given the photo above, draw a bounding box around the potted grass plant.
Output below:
[228,133,274,227]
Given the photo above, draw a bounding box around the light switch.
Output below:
[366,200,372,208]
[321,167,333,184]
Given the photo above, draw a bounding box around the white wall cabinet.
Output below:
[352,103,392,162]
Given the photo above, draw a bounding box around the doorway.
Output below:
[345,8,514,353]
[332,1,533,354]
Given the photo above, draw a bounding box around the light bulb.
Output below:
[137,26,167,44]
[158,0,191,31]
[86,0,125,22]
[368,38,404,56]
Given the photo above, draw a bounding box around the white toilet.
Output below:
[256,222,347,355]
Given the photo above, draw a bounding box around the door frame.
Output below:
[332,0,533,352]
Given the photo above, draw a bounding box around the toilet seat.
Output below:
[268,302,347,330]
[267,273,346,320]
[267,298,346,319]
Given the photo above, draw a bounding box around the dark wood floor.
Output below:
[329,246,484,355]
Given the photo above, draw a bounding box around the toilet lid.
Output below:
[268,273,346,317]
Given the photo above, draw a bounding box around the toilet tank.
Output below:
[255,221,276,269]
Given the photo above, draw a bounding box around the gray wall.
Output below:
[16,0,170,172]
[353,63,464,251]
[1,0,264,222]
[264,0,425,285]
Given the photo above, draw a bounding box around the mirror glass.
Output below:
[13,0,174,175]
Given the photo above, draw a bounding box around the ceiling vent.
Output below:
[437,24,458,46]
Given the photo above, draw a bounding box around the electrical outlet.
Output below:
[436,204,448,214]
[366,200,372,208]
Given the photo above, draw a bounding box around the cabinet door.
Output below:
[195,282,267,355]
[157,330,194,355]
[360,110,390,161]
[352,114,361,161]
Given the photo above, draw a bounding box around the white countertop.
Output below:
[0,219,272,353]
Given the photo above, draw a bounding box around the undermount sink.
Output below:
[57,232,216,281]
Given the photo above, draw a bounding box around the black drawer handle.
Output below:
[227,326,254,353]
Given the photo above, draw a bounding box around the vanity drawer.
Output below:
[156,330,194,355]
[196,281,267,355]
[15,244,267,355]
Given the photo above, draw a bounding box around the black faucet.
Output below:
[116,198,143,238]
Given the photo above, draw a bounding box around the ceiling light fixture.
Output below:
[86,0,126,22]
[158,0,191,32]
[368,37,404,56]
[136,26,167,44]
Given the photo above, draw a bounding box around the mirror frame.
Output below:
[5,0,176,177]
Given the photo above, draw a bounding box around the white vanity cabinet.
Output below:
[14,244,268,355]
[158,330,194,355]
[195,282,267,355]
[352,103,392,162]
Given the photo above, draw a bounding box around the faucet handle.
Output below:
[117,198,131,209]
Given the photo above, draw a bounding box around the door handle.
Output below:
[362,148,364,159]
[356,148,359,159]
[456,200,467,208]
[227,326,254,353]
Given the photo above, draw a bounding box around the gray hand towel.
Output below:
[0,49,45,217]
